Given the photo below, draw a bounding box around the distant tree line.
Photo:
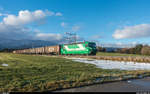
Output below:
[97,44,150,55]
[96,46,106,52]
[116,44,150,55]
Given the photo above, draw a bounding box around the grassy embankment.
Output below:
[0,53,150,92]
[96,52,145,57]
[86,52,150,62]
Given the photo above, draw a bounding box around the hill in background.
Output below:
[0,38,58,50]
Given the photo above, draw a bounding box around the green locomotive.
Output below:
[13,41,97,55]
[61,41,97,55]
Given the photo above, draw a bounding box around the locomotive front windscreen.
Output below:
[88,43,96,48]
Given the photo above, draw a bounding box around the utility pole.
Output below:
[64,32,77,44]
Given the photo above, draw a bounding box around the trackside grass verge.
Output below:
[96,52,145,57]
[66,55,150,63]
[0,53,150,92]
[62,52,150,63]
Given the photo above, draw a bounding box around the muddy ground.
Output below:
[55,77,150,92]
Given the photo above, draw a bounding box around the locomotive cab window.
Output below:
[88,43,96,48]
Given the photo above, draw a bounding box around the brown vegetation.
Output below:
[141,46,150,55]
[97,44,150,56]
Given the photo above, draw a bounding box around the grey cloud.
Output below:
[0,23,33,40]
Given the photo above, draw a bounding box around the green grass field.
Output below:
[0,53,150,92]
[96,52,146,56]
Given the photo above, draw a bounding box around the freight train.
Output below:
[13,41,97,55]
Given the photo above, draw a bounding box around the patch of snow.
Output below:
[2,64,8,66]
[69,58,150,70]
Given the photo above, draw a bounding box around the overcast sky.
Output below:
[0,0,150,45]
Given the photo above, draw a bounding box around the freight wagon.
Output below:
[13,41,97,55]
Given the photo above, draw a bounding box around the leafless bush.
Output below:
[141,46,150,55]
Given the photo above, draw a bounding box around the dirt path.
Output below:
[55,77,150,92]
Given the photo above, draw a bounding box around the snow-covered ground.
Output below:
[2,64,8,66]
[67,57,150,70]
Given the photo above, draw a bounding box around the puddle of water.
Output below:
[129,80,150,88]
[127,80,132,83]
[2,64,8,66]
[69,58,150,70]
[95,78,103,83]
